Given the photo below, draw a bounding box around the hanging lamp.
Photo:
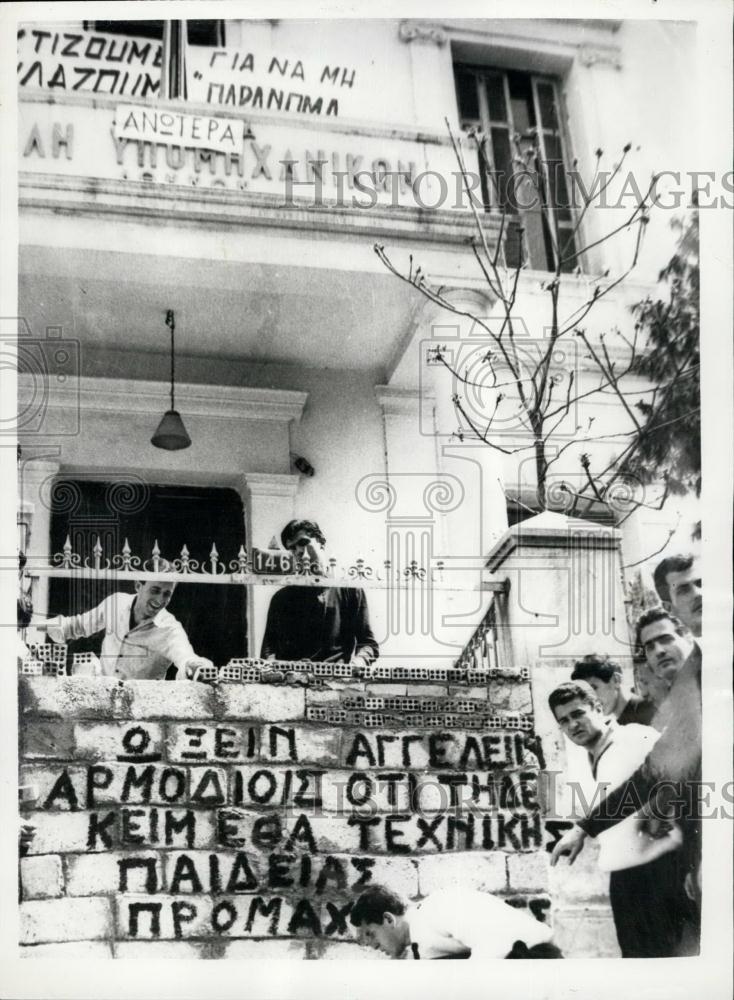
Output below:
[151,309,191,450]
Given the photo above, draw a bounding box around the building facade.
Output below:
[15,17,700,959]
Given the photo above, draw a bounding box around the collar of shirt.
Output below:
[588,718,618,775]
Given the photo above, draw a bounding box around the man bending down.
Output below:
[350,885,562,959]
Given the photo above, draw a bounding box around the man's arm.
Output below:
[46,596,113,643]
[351,590,379,665]
[162,620,214,682]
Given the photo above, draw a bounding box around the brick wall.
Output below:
[19,673,564,959]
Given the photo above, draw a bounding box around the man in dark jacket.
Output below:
[571,653,657,726]
[260,519,379,667]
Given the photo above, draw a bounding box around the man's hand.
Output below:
[43,617,65,644]
[550,825,587,866]
[185,658,216,682]
[350,654,369,678]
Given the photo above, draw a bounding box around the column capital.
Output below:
[398,20,447,47]
[578,44,622,70]
[240,472,300,501]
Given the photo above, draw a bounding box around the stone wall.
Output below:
[19,670,561,959]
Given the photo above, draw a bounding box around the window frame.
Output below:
[454,63,579,273]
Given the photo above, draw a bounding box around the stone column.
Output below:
[419,292,509,654]
[17,456,61,616]
[239,472,300,657]
[397,20,455,128]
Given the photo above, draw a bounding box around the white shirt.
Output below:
[589,720,659,788]
[587,720,667,872]
[404,889,553,959]
[48,592,196,680]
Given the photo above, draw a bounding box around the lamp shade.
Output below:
[151,409,191,450]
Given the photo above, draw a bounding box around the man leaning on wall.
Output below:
[43,559,214,681]
[260,519,379,670]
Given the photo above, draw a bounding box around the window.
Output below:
[49,481,246,671]
[454,65,577,272]
[87,21,224,46]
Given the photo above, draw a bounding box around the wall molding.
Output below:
[17,374,308,424]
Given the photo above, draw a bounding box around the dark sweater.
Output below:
[260,586,379,664]
[617,693,658,727]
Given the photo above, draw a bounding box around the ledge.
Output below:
[19,174,498,247]
[18,374,308,424]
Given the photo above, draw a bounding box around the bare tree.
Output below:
[375,122,695,524]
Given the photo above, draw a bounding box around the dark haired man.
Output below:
[635,607,693,686]
[260,519,379,667]
[571,654,656,726]
[350,885,561,959]
[653,553,702,638]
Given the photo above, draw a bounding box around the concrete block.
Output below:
[24,811,91,854]
[20,941,114,959]
[66,851,163,896]
[125,680,216,720]
[30,806,216,853]
[448,687,489,701]
[339,730,430,771]
[114,941,209,959]
[115,893,299,939]
[300,815,360,854]
[367,683,409,697]
[73,721,165,761]
[21,897,113,944]
[548,837,610,902]
[162,851,265,894]
[402,684,445,698]
[20,855,64,899]
[19,677,118,719]
[506,684,534,713]
[507,850,549,892]
[21,720,75,760]
[20,764,87,811]
[262,724,341,766]
[218,684,305,722]
[166,722,260,764]
[362,856,419,899]
[320,769,411,813]
[417,852,507,895]
[21,762,230,811]
[305,688,343,706]
[228,766,411,814]
[551,903,621,958]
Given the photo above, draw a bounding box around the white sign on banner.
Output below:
[114,104,248,154]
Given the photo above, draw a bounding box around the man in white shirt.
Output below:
[46,576,213,681]
[350,885,560,959]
